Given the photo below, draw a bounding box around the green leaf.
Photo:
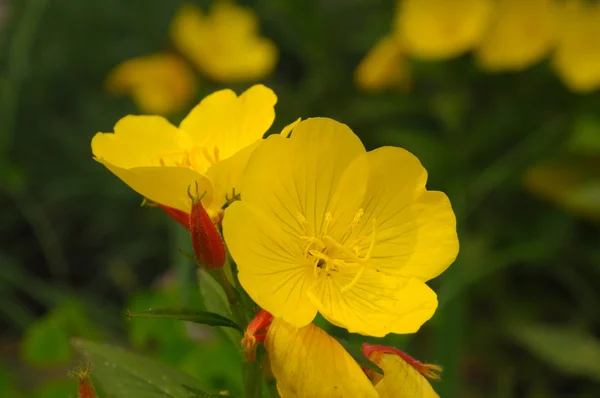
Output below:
[569,113,600,155]
[21,314,72,366]
[508,322,600,381]
[73,339,221,398]
[127,308,242,331]
[198,269,242,348]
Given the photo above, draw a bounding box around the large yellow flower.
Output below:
[224,118,458,336]
[355,35,411,92]
[106,53,196,115]
[265,318,439,397]
[170,1,277,82]
[91,85,277,219]
[553,0,600,93]
[476,0,557,72]
[396,0,493,60]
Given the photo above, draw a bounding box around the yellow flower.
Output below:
[170,1,277,82]
[91,85,277,219]
[553,0,600,93]
[396,0,493,60]
[223,118,458,336]
[476,0,557,72]
[106,53,196,115]
[265,318,439,397]
[355,35,411,92]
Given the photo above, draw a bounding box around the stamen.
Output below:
[296,213,308,234]
[213,146,220,163]
[363,219,377,260]
[322,212,333,237]
[340,265,365,293]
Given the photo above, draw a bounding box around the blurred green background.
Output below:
[1,0,600,397]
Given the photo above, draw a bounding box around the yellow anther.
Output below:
[322,212,333,237]
[364,219,377,260]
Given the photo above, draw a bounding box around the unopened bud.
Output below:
[160,204,190,230]
[68,362,97,398]
[188,183,226,269]
[242,309,273,361]
[362,343,442,380]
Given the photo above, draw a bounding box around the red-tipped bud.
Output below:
[68,362,97,398]
[188,183,226,269]
[159,204,190,230]
[362,343,442,380]
[242,309,273,362]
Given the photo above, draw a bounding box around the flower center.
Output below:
[297,210,377,293]
[158,145,221,171]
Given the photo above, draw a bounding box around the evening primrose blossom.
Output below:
[105,53,196,115]
[355,35,411,92]
[397,0,493,60]
[223,118,458,337]
[265,318,439,397]
[476,0,557,72]
[91,85,277,220]
[552,0,600,93]
[170,1,277,82]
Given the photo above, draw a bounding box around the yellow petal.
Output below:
[179,84,277,161]
[368,351,439,398]
[240,118,366,238]
[105,53,196,115]
[170,1,277,82]
[355,35,411,92]
[97,162,212,213]
[265,318,378,398]
[308,269,438,337]
[552,0,600,93]
[92,115,193,169]
[357,147,458,281]
[397,0,493,60]
[222,202,318,327]
[476,0,557,72]
[204,141,260,217]
[280,118,301,138]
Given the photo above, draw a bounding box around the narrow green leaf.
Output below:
[508,321,600,382]
[198,269,242,347]
[73,339,221,398]
[126,308,243,332]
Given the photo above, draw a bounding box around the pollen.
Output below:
[298,209,377,292]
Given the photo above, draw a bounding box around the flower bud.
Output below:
[188,183,226,269]
[362,343,442,380]
[159,204,190,230]
[242,309,273,361]
[68,362,97,398]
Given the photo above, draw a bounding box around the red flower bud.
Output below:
[159,204,190,230]
[362,343,442,380]
[188,183,226,269]
[242,309,273,361]
[68,362,97,398]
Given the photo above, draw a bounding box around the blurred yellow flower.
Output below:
[355,35,411,92]
[553,0,600,93]
[170,1,277,82]
[476,0,557,72]
[223,118,458,337]
[266,318,379,397]
[91,85,277,219]
[106,53,196,115]
[265,318,439,397]
[397,0,493,60]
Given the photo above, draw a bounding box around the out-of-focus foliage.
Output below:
[1,0,599,397]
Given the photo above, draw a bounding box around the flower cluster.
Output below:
[106,0,277,115]
[356,0,600,93]
[92,85,459,396]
